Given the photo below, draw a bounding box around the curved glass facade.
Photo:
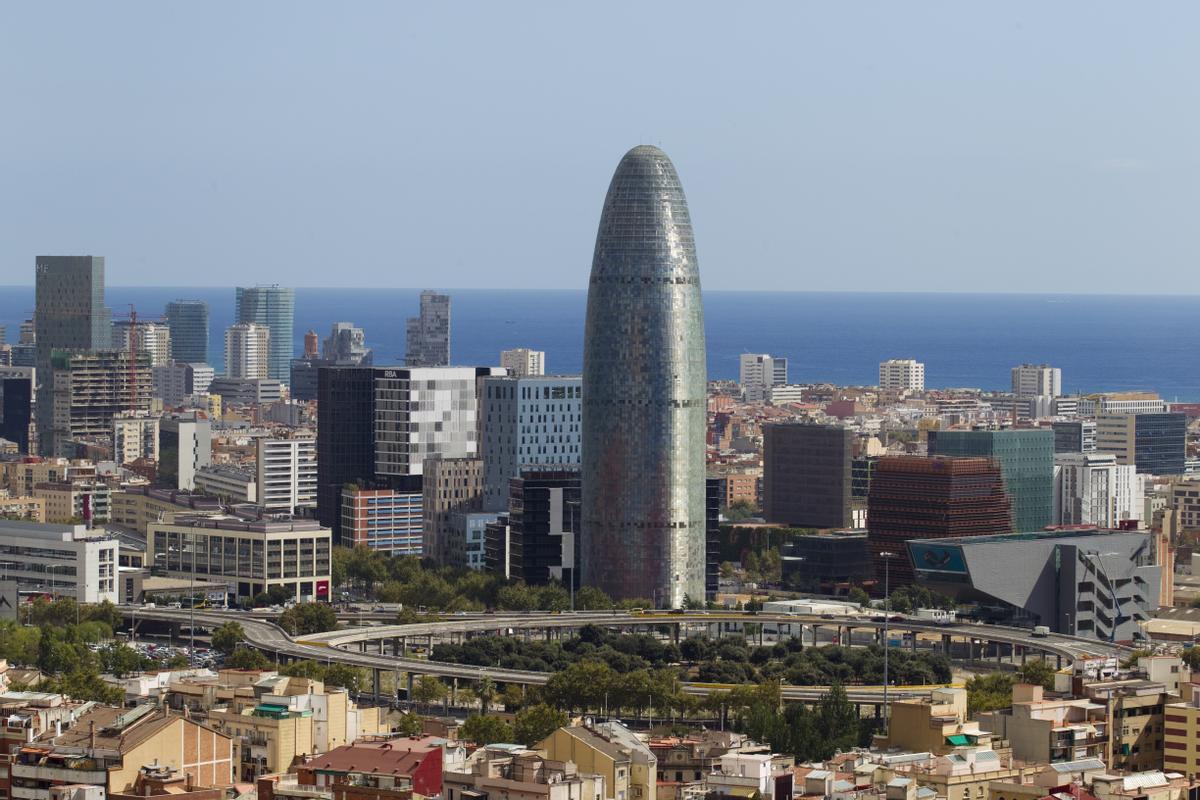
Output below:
[581,145,707,607]
[166,300,210,364]
[236,285,295,384]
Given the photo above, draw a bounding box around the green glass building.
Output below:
[927,428,1054,533]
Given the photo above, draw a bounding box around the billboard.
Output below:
[0,581,17,621]
[908,542,969,576]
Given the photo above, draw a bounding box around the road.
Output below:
[121,606,1130,702]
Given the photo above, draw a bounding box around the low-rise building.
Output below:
[109,486,224,536]
[33,480,111,523]
[979,684,1109,765]
[0,520,118,602]
[0,494,46,522]
[193,465,258,504]
[540,721,656,800]
[873,688,996,755]
[445,746,607,800]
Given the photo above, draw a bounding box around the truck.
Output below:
[1032,625,1050,637]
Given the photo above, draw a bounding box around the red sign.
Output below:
[316,580,329,598]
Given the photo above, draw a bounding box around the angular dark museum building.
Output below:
[581,145,708,606]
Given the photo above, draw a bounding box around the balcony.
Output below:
[11,787,51,800]
[11,763,109,786]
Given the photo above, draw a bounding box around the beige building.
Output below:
[110,486,224,536]
[873,688,997,755]
[0,494,45,522]
[1172,478,1200,532]
[148,514,332,602]
[422,457,484,566]
[446,747,606,800]
[113,413,160,465]
[541,722,655,800]
[13,704,233,794]
[34,480,111,523]
[1084,678,1169,773]
[878,748,1034,800]
[2,459,97,497]
[979,685,1108,765]
[1163,690,1200,778]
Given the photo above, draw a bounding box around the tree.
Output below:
[478,676,496,714]
[323,664,366,694]
[460,714,514,745]
[1016,659,1057,690]
[98,644,146,678]
[1183,648,1200,671]
[413,675,448,705]
[227,646,272,670]
[514,703,567,747]
[496,583,538,612]
[846,586,870,607]
[279,603,338,636]
[211,621,245,655]
[966,673,1014,715]
[682,594,705,610]
[719,562,737,580]
[574,586,613,611]
[395,713,424,736]
[501,683,527,711]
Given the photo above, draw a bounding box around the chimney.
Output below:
[186,771,194,792]
[89,720,96,749]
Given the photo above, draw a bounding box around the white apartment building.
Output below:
[112,413,160,464]
[765,384,806,406]
[479,374,582,511]
[256,436,317,513]
[739,353,788,404]
[1012,364,1062,398]
[500,348,545,377]
[374,366,503,478]
[0,520,119,603]
[879,358,925,392]
[194,464,258,503]
[1079,393,1166,416]
[224,322,270,380]
[112,320,173,367]
[1054,452,1144,528]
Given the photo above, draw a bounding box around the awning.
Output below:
[945,735,971,746]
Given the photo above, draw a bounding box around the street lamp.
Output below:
[878,550,897,734]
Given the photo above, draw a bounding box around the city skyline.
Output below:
[5,4,1200,293]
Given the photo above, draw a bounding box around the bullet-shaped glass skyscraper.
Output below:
[165,300,210,364]
[235,285,295,384]
[581,146,708,607]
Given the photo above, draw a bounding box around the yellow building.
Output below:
[873,688,997,755]
[1085,678,1170,773]
[540,722,656,800]
[0,494,45,522]
[1,459,97,496]
[109,486,223,536]
[1163,693,1200,778]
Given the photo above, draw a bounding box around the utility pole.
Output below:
[879,550,896,735]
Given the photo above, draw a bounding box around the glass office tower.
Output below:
[165,300,210,364]
[235,285,295,384]
[580,145,707,607]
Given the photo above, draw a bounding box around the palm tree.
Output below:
[478,675,496,714]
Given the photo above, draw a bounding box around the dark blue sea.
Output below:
[0,287,1195,401]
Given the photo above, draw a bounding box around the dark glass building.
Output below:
[927,428,1054,533]
[1051,420,1096,454]
[1133,413,1187,475]
[165,300,210,364]
[0,374,33,453]
[867,456,1012,588]
[581,145,707,607]
[496,469,580,586]
[762,423,855,529]
[316,365,378,543]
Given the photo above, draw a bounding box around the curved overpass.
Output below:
[120,607,1130,703]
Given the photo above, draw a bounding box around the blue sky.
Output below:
[3,3,1198,291]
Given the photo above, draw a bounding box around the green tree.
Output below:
[1016,659,1057,690]
[227,646,272,670]
[514,703,567,747]
[1182,648,1200,671]
[323,664,367,694]
[460,714,514,745]
[478,676,496,714]
[279,603,338,636]
[966,673,1015,715]
[496,583,538,611]
[211,621,245,655]
[574,586,613,611]
[543,660,617,713]
[536,583,571,612]
[719,562,737,580]
[395,713,424,736]
[847,586,870,607]
[501,683,527,711]
[413,675,448,705]
[98,644,146,678]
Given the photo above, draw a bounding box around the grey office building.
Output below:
[165,300,210,364]
[405,290,450,367]
[909,527,1159,642]
[581,145,707,607]
[34,256,112,454]
[762,423,855,529]
[1051,420,1097,454]
[235,285,295,384]
[480,374,582,512]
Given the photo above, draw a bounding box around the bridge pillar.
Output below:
[451,677,458,706]
[406,672,414,700]
[672,626,680,645]
[1056,653,1062,669]
[995,643,1003,664]
[373,669,382,702]
[909,633,917,651]
[1020,647,1027,666]
[874,704,882,719]
[360,640,367,653]
[941,634,951,655]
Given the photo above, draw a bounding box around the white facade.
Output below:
[256,437,317,513]
[194,465,258,503]
[1054,452,1144,528]
[112,413,160,464]
[0,520,119,603]
[1079,394,1167,416]
[224,322,270,380]
[879,359,925,392]
[1012,364,1062,398]
[765,384,807,406]
[374,366,502,478]
[112,321,173,367]
[739,353,788,404]
[500,348,545,377]
[161,416,212,491]
[459,511,502,570]
[480,374,582,511]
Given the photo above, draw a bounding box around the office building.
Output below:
[1011,364,1062,398]
[316,366,376,542]
[487,469,580,586]
[112,320,172,366]
[1097,412,1187,476]
[739,353,788,404]
[868,456,1012,587]
[879,358,925,392]
[0,520,118,602]
[1054,452,1143,528]
[47,350,152,455]
[1079,392,1166,416]
[224,322,270,380]
[323,321,372,364]
[256,436,317,514]
[152,362,214,407]
[206,377,282,405]
[1052,419,1097,453]
[910,527,1159,639]
[159,414,212,491]
[1170,478,1200,532]
[500,348,545,377]
[34,256,113,453]
[109,486,223,536]
[113,413,160,465]
[927,428,1055,533]
[33,479,111,523]
[762,423,854,529]
[164,300,210,364]
[405,290,450,367]
[0,368,34,453]
[458,511,501,570]
[340,486,423,555]
[422,457,484,564]
[194,465,258,504]
[480,374,582,512]
[374,366,501,478]
[235,285,295,384]
[778,531,871,590]
[148,515,332,602]
[581,145,708,607]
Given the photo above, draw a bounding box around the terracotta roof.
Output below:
[304,740,438,776]
[43,706,226,753]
